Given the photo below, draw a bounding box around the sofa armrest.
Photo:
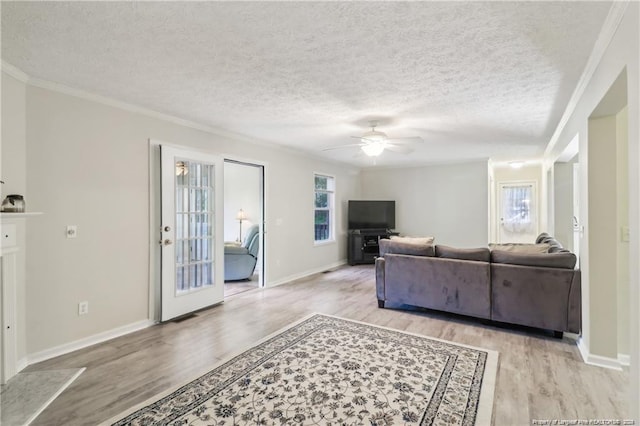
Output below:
[375,257,386,303]
[491,263,576,332]
[567,271,581,334]
[224,245,249,255]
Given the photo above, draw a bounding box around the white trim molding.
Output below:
[268,260,347,288]
[577,337,624,371]
[1,60,29,82]
[544,1,630,159]
[26,319,155,366]
[618,353,630,367]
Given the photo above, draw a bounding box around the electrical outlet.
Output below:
[78,301,89,316]
[66,225,78,239]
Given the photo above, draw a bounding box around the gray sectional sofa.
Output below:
[375,233,581,334]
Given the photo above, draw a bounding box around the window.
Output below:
[501,184,536,233]
[314,174,335,243]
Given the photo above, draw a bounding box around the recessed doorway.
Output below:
[223,160,265,297]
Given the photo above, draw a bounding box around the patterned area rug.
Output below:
[106,314,498,425]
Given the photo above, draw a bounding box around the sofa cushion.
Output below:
[489,243,550,253]
[379,239,434,257]
[435,245,490,262]
[491,250,577,269]
[390,235,435,245]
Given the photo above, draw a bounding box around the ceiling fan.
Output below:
[323,121,424,157]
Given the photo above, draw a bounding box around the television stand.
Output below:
[347,229,398,265]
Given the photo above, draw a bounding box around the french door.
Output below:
[160,146,224,321]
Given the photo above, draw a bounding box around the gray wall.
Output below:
[224,162,262,243]
[544,2,638,414]
[554,160,576,251]
[15,82,360,356]
[360,161,488,248]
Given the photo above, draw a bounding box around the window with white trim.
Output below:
[314,174,335,243]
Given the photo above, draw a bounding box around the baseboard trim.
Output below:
[26,319,156,366]
[563,332,580,341]
[16,357,28,374]
[618,353,630,367]
[577,337,623,371]
[267,260,347,288]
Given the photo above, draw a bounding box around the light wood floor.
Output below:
[26,265,628,425]
[224,273,259,297]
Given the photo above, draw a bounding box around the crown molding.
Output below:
[1,61,355,168]
[26,75,257,141]
[1,60,29,82]
[543,0,630,160]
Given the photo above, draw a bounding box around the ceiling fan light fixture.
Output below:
[361,130,388,143]
[361,141,386,157]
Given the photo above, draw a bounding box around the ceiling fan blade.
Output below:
[386,136,424,144]
[351,135,383,144]
[385,143,414,154]
[322,143,364,152]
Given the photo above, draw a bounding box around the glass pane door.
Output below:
[160,145,223,321]
[175,160,214,294]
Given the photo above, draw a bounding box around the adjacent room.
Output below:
[0,2,638,425]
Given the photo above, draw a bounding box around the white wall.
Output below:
[588,115,620,359]
[360,161,488,247]
[223,162,261,243]
[617,106,629,358]
[545,2,639,417]
[18,82,359,356]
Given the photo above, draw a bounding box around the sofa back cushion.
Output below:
[379,239,434,257]
[390,235,435,245]
[435,245,490,262]
[491,250,577,269]
[489,243,550,253]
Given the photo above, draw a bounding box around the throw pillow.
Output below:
[488,243,550,254]
[390,235,435,245]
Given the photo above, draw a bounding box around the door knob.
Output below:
[162,239,173,246]
[163,226,171,232]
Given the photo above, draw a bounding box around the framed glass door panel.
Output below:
[160,146,223,321]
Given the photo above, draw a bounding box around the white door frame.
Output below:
[223,158,267,289]
[148,141,270,322]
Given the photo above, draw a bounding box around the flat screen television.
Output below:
[348,200,395,230]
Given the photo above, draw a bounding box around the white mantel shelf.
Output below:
[0,212,43,219]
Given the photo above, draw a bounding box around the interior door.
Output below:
[498,182,538,243]
[160,145,224,321]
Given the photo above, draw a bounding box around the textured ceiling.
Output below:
[1,1,611,167]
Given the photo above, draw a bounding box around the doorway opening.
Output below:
[223,160,265,297]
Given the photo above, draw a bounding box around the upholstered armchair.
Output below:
[224,224,259,281]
